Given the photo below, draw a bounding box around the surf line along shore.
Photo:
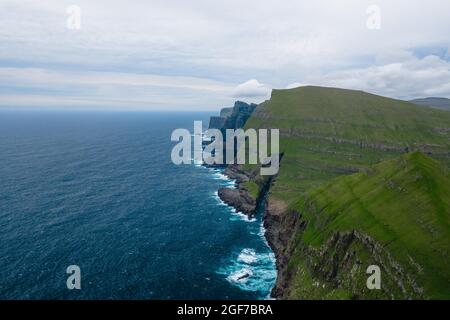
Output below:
[170,120,280,176]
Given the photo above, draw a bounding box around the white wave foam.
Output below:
[212,172,229,181]
[238,248,258,264]
[213,191,228,206]
[258,221,269,243]
[229,210,257,223]
[211,188,254,222]
[217,248,277,296]
[210,171,236,188]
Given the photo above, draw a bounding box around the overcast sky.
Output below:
[0,0,449,111]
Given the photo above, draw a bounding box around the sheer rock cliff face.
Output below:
[208,101,257,131]
[263,199,299,298]
[208,116,227,130]
[209,87,450,299]
[208,103,295,297]
[220,107,234,118]
[225,101,257,130]
[209,101,261,218]
[208,103,417,300]
[265,204,425,300]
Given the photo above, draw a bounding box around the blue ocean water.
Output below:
[0,111,275,299]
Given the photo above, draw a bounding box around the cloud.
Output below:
[0,0,450,109]
[232,79,271,99]
[285,82,310,89]
[0,68,232,93]
[304,54,450,99]
[0,67,235,110]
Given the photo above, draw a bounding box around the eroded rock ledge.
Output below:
[218,187,256,216]
[216,164,259,217]
[265,202,425,299]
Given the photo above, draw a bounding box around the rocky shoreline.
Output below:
[206,90,450,300]
[216,163,285,298]
[216,165,257,216]
[207,100,287,299]
[213,129,428,300]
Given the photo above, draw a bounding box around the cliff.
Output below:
[267,152,450,299]
[208,116,227,130]
[208,101,257,131]
[211,86,450,299]
[207,100,259,201]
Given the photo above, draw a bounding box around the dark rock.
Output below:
[218,187,256,216]
[220,107,233,118]
[208,101,257,131]
[237,273,251,281]
[224,101,257,130]
[209,116,227,129]
[223,165,255,183]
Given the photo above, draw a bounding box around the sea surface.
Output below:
[0,110,276,299]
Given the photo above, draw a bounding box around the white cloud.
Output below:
[0,68,236,110]
[0,0,449,109]
[0,68,232,92]
[232,79,271,99]
[302,54,450,99]
[285,82,310,89]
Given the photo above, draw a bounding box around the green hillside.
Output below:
[246,86,450,203]
[288,152,450,299]
[240,86,450,299]
[411,97,450,111]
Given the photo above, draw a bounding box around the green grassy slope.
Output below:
[241,86,450,299]
[245,86,450,203]
[289,152,450,299]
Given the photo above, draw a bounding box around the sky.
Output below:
[0,0,449,111]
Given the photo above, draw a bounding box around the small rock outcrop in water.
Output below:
[237,273,251,281]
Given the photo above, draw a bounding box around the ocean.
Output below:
[0,110,275,299]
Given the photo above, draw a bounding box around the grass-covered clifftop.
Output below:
[287,152,450,299]
[246,86,450,203]
[241,86,450,299]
